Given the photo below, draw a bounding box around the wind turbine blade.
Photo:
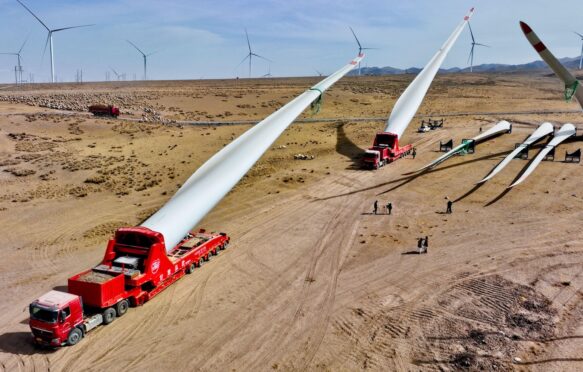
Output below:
[16,0,50,31]
[141,52,365,251]
[520,21,583,110]
[349,26,363,52]
[467,46,474,65]
[235,54,250,70]
[127,40,146,56]
[52,24,94,32]
[18,34,30,54]
[0,53,17,55]
[251,53,272,63]
[468,21,476,43]
[475,43,490,47]
[574,31,583,39]
[384,7,474,137]
[361,47,380,50]
[41,33,50,63]
[146,51,158,57]
[245,28,252,53]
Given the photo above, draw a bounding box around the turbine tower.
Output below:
[467,22,489,72]
[0,36,28,84]
[349,27,377,75]
[127,40,155,80]
[237,29,271,78]
[575,31,583,69]
[16,0,93,83]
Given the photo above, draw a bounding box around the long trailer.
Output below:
[29,227,229,347]
[88,104,120,117]
[362,132,412,169]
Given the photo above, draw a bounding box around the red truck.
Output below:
[29,226,229,347]
[88,104,120,118]
[362,132,412,169]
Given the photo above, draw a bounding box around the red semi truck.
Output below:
[362,132,412,169]
[88,104,120,118]
[29,226,229,347]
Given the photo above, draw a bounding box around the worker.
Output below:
[373,200,378,215]
[446,200,453,214]
[417,238,423,253]
[386,202,392,215]
[424,236,429,253]
[412,148,417,159]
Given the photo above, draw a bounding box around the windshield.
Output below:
[29,304,58,323]
[364,153,378,159]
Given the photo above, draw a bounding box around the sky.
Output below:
[0,0,581,83]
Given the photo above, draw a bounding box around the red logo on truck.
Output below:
[151,259,161,274]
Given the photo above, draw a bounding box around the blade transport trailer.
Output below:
[29,227,229,347]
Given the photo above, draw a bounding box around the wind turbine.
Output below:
[127,40,156,80]
[109,66,121,81]
[0,36,28,84]
[575,31,583,69]
[314,69,323,77]
[16,0,93,83]
[349,26,377,75]
[467,22,490,72]
[236,29,271,78]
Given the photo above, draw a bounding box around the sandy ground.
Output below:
[0,74,582,371]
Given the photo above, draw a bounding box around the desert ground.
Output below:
[0,73,581,371]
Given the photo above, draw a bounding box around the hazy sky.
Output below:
[0,0,581,83]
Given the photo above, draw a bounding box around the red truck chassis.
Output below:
[29,227,229,347]
[362,132,412,169]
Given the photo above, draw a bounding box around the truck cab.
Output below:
[29,291,84,347]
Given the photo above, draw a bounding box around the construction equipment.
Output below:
[363,7,474,169]
[29,228,229,347]
[88,104,120,118]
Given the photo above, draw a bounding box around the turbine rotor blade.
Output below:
[468,22,476,43]
[474,43,490,47]
[16,0,50,31]
[574,31,583,39]
[127,40,146,56]
[52,24,94,33]
[18,34,30,54]
[41,32,50,63]
[349,26,363,52]
[235,54,250,70]
[251,53,272,62]
[245,28,251,53]
[467,45,474,65]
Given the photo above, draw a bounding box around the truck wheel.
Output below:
[116,299,129,317]
[186,263,196,274]
[103,308,116,325]
[204,254,210,261]
[198,258,204,267]
[67,328,83,346]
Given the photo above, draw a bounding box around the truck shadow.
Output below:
[335,122,365,169]
[0,332,52,355]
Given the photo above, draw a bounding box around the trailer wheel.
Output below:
[103,308,116,325]
[186,263,196,274]
[204,254,210,262]
[67,328,83,346]
[198,258,204,267]
[116,299,129,317]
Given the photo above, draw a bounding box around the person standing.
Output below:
[424,236,429,253]
[412,148,417,159]
[446,200,453,214]
[386,202,392,215]
[373,200,378,215]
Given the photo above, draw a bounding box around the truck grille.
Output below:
[31,327,52,338]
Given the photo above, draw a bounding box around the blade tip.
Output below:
[519,21,532,34]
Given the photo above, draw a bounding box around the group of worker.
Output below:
[373,200,392,215]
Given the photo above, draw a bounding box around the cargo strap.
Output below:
[565,80,579,102]
[309,87,324,114]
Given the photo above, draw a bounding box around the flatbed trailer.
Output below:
[29,227,229,347]
[362,132,413,169]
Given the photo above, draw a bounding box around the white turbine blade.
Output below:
[235,54,250,70]
[468,22,476,43]
[52,24,94,32]
[127,40,146,56]
[41,33,50,63]
[418,120,510,172]
[479,122,554,183]
[251,53,272,63]
[467,46,474,65]
[385,7,474,138]
[574,31,583,39]
[245,28,252,53]
[16,0,50,31]
[18,35,30,54]
[142,53,365,251]
[349,26,363,52]
[509,123,576,188]
[520,21,583,110]
[475,43,490,47]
